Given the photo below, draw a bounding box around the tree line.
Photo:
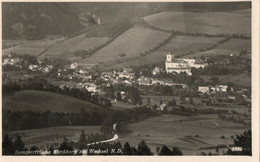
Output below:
[2,77,111,107]
[3,130,251,155]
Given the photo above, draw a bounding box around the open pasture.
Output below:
[3,90,106,113]
[200,74,251,88]
[104,35,223,69]
[143,10,251,36]
[39,33,109,60]
[2,37,65,56]
[7,126,100,149]
[78,26,170,66]
[184,38,251,58]
[118,114,249,155]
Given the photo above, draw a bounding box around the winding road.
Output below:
[87,124,118,146]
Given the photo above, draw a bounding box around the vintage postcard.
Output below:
[1,0,259,162]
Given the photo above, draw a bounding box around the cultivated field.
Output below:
[200,74,251,88]
[78,26,170,67]
[3,90,106,113]
[183,38,251,58]
[39,33,109,60]
[141,95,250,115]
[2,37,65,56]
[143,10,251,36]
[7,126,100,149]
[104,35,223,69]
[118,114,249,155]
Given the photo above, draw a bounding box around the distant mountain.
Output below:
[2,2,251,40]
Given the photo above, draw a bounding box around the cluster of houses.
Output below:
[137,76,187,88]
[165,53,208,75]
[198,85,231,94]
[29,64,53,73]
[3,57,21,66]
[100,68,135,85]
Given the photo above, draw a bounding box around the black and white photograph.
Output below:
[1,0,259,160]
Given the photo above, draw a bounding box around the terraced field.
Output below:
[143,10,251,36]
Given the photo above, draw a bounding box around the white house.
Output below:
[29,65,39,71]
[152,67,162,75]
[216,85,229,92]
[118,72,135,79]
[70,62,79,69]
[85,83,98,93]
[198,86,210,93]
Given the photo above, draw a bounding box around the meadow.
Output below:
[143,10,251,36]
[7,126,100,149]
[39,33,109,60]
[141,95,250,115]
[78,26,170,67]
[183,38,251,58]
[118,114,249,155]
[2,37,65,56]
[200,74,251,88]
[3,90,106,113]
[104,35,223,69]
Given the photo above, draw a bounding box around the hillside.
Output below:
[38,33,109,60]
[2,3,84,39]
[143,10,251,37]
[3,90,106,113]
[78,26,171,67]
[3,2,251,40]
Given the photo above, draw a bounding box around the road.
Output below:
[87,124,118,146]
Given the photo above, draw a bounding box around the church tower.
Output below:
[166,53,174,62]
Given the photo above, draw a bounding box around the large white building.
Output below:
[165,53,207,75]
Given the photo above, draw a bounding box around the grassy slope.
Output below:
[2,37,65,56]
[39,33,109,60]
[200,74,251,88]
[183,38,251,58]
[8,125,100,148]
[105,35,223,69]
[3,90,106,113]
[143,10,251,36]
[78,26,171,66]
[118,114,249,155]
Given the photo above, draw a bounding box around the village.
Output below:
[2,52,251,112]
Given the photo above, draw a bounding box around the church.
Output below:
[165,53,207,76]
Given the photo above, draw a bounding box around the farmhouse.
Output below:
[3,58,20,65]
[198,85,230,93]
[198,86,210,93]
[138,76,152,85]
[29,64,39,71]
[70,62,79,69]
[215,85,229,92]
[84,82,98,93]
[152,67,162,75]
[118,72,135,79]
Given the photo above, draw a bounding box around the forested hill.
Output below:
[2,3,84,40]
[2,2,251,40]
